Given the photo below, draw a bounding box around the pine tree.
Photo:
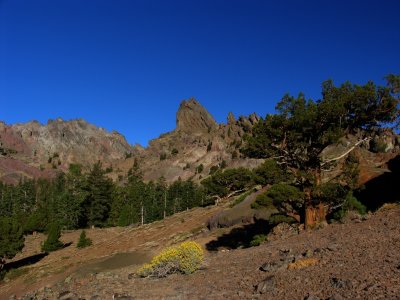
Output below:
[0,217,24,270]
[42,222,63,252]
[77,230,92,249]
[85,161,114,227]
[108,186,128,226]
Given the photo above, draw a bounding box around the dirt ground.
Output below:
[1,204,400,300]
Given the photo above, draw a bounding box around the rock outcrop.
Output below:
[320,131,400,186]
[176,98,217,133]
[115,99,263,183]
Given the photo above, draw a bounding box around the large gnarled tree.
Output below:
[242,75,400,228]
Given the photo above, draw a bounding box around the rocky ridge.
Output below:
[1,99,263,184]
[0,118,133,183]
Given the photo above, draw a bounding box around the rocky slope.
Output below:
[1,201,399,300]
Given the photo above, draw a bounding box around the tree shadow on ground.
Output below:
[206,219,272,251]
[3,241,73,273]
[356,155,400,211]
[3,253,48,272]
[63,242,73,248]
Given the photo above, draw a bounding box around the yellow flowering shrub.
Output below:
[138,241,204,277]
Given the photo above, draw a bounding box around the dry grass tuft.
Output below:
[287,258,318,270]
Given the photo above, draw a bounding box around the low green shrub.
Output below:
[370,139,387,153]
[137,241,204,278]
[345,193,367,214]
[269,214,297,225]
[250,234,267,247]
[251,193,274,209]
[332,192,366,221]
[196,164,204,174]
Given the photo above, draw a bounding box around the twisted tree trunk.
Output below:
[304,169,326,230]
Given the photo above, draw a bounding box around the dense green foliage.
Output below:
[242,75,400,218]
[0,161,209,239]
[41,222,63,253]
[201,167,254,198]
[85,162,114,227]
[253,160,292,186]
[250,234,267,247]
[243,76,400,169]
[251,193,274,209]
[268,214,297,225]
[77,230,92,249]
[265,183,304,215]
[332,191,367,221]
[202,160,294,208]
[0,217,24,264]
[313,182,348,207]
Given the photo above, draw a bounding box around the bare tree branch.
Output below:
[321,137,371,166]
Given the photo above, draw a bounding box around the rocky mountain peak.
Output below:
[176,98,217,133]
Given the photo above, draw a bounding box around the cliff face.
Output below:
[0,118,133,183]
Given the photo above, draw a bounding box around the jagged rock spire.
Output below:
[176,98,217,133]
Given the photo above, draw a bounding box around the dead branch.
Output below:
[321,137,371,166]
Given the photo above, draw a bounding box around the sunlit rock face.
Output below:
[0,118,133,183]
[176,98,217,133]
[0,99,264,184]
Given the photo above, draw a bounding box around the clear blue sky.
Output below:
[1,0,399,146]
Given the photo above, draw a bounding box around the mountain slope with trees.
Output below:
[0,75,399,296]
